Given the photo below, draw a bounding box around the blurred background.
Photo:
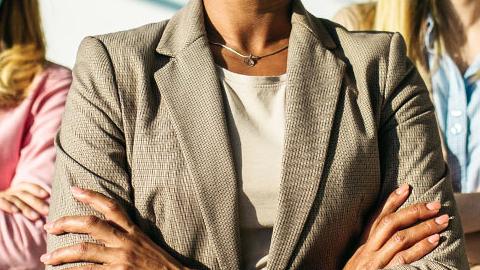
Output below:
[39,0,361,68]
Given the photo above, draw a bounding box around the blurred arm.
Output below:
[454,192,480,234]
[0,69,71,269]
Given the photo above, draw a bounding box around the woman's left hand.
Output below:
[42,187,190,270]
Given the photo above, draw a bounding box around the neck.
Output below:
[448,0,480,28]
[203,0,292,53]
[442,0,480,69]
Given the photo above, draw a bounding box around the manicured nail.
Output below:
[395,184,410,195]
[71,187,85,196]
[428,234,440,244]
[40,253,51,262]
[426,201,441,211]
[435,214,450,225]
[44,222,53,231]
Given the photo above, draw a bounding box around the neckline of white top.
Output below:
[215,65,288,86]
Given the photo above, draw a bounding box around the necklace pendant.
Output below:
[244,54,259,67]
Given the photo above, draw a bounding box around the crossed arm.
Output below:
[0,71,70,269]
[41,185,450,270]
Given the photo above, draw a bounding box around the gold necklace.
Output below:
[209,41,288,67]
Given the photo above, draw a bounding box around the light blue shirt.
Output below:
[426,17,480,193]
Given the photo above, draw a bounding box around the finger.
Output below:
[45,215,125,245]
[5,195,40,220]
[16,182,49,198]
[71,187,135,232]
[41,243,116,265]
[378,215,449,264]
[361,184,411,243]
[376,184,411,218]
[0,198,20,213]
[366,201,442,251]
[64,266,105,270]
[384,234,440,267]
[16,191,49,215]
[109,265,137,270]
[65,266,129,270]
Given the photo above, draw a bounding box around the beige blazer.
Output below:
[47,0,468,269]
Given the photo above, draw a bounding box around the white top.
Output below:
[216,66,287,270]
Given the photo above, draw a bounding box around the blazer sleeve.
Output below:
[46,37,132,269]
[378,33,469,269]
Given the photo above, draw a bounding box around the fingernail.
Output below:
[435,214,450,225]
[395,184,410,195]
[71,187,85,196]
[11,206,20,213]
[426,201,441,211]
[428,234,440,244]
[44,222,53,231]
[39,190,49,197]
[30,212,39,219]
[40,253,51,262]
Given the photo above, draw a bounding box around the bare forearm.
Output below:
[454,192,480,234]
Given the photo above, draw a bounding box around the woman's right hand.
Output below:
[0,182,50,220]
[344,184,450,269]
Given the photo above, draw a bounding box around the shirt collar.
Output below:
[465,55,480,80]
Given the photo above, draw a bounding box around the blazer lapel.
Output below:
[154,1,241,269]
[268,3,346,269]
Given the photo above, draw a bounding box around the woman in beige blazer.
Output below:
[42,0,468,269]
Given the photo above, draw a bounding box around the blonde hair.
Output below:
[364,0,480,84]
[0,0,46,108]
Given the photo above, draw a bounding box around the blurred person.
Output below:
[0,0,72,268]
[335,0,480,267]
[43,0,468,269]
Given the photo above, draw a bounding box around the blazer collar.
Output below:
[156,0,337,57]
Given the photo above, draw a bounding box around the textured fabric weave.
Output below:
[47,0,468,269]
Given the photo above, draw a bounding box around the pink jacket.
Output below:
[0,63,71,269]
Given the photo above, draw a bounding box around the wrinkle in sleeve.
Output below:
[46,37,132,270]
[379,33,469,269]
